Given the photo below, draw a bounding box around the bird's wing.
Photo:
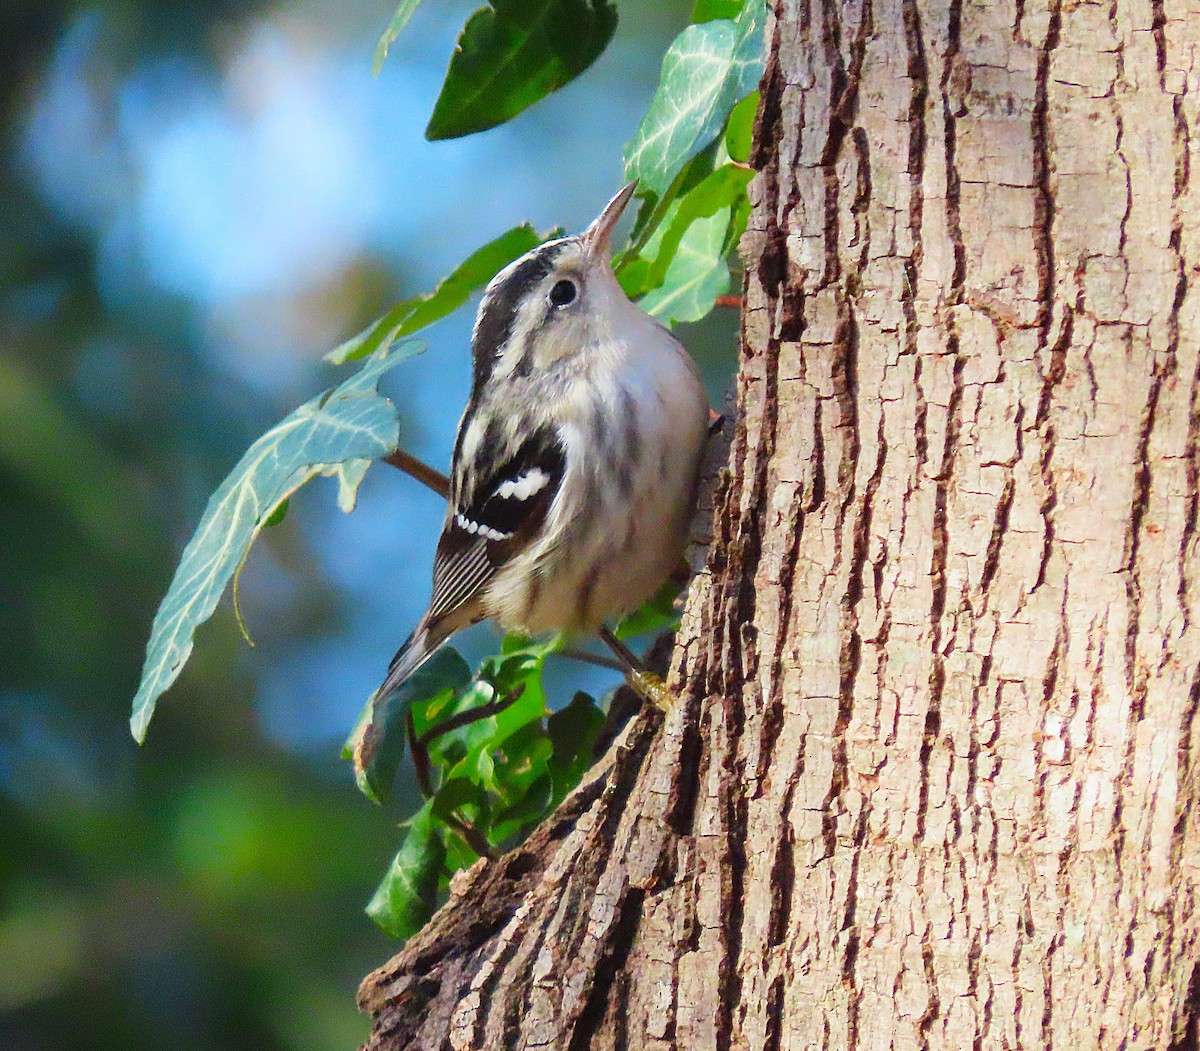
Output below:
[426,425,566,625]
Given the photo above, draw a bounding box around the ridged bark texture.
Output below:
[359,0,1200,1046]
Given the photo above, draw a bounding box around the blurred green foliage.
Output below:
[0,3,432,1048]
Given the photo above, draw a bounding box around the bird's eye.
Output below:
[549,279,577,307]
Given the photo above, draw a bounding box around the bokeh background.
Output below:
[0,1,738,1047]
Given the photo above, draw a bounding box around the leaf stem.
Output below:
[384,449,451,499]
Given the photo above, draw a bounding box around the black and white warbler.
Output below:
[378,184,710,705]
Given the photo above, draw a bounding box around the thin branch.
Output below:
[444,812,498,861]
[714,294,744,309]
[415,683,525,751]
[407,708,434,799]
[384,448,450,499]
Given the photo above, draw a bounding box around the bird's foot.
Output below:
[626,668,676,713]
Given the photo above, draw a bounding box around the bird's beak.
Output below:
[582,182,637,260]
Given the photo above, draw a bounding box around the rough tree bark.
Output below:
[358,0,1200,1045]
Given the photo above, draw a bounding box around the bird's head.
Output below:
[468,184,642,393]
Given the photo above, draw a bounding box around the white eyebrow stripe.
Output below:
[495,467,550,503]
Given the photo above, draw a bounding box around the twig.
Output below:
[444,812,498,861]
[384,449,450,499]
[415,683,526,751]
[407,709,434,799]
[714,294,744,310]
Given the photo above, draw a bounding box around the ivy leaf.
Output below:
[490,725,553,805]
[639,207,733,325]
[426,0,618,140]
[547,692,604,805]
[476,645,552,745]
[490,769,553,842]
[373,0,427,75]
[623,0,766,195]
[327,225,545,364]
[366,803,446,940]
[343,648,473,804]
[618,163,752,299]
[129,341,424,743]
[434,654,548,784]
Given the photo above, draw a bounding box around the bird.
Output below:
[377,183,711,708]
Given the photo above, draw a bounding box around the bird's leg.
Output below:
[559,647,624,672]
[598,627,676,713]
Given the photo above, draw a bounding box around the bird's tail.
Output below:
[376,617,453,700]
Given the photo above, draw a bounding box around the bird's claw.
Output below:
[627,669,675,713]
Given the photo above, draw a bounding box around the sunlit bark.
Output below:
[360,0,1200,1045]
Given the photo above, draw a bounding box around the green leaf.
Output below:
[426,0,618,140]
[429,777,488,825]
[477,647,551,743]
[373,0,427,75]
[639,207,733,325]
[343,648,473,804]
[327,225,545,364]
[618,164,752,299]
[489,723,552,803]
[547,692,604,804]
[129,341,424,743]
[623,0,766,195]
[692,0,746,20]
[261,498,289,529]
[491,770,553,842]
[434,660,548,784]
[366,804,446,940]
[724,90,758,163]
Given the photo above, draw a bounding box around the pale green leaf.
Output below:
[130,341,424,742]
[373,0,427,75]
[617,163,751,299]
[639,207,732,325]
[623,0,766,195]
[332,459,372,513]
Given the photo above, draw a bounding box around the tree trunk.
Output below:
[358,0,1200,1046]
